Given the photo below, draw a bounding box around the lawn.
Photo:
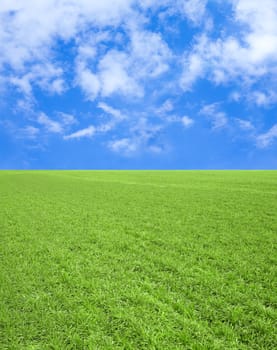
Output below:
[0,171,276,349]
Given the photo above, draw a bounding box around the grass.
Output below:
[0,170,276,349]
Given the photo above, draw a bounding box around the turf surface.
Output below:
[0,171,276,349]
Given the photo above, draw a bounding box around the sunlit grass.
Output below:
[1,171,276,349]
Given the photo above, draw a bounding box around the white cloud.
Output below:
[181,53,204,91]
[253,92,270,107]
[64,125,96,140]
[51,79,66,95]
[98,50,142,98]
[18,126,40,140]
[33,64,65,94]
[96,102,126,133]
[236,118,255,131]
[76,64,100,101]
[157,100,174,115]
[74,25,171,100]
[181,116,194,128]
[15,98,34,113]
[108,138,138,154]
[63,103,126,141]
[76,31,171,99]
[200,103,228,130]
[108,117,163,155]
[0,0,137,106]
[0,0,134,70]
[108,134,165,155]
[9,76,33,96]
[37,113,63,133]
[98,102,126,121]
[129,29,171,78]
[250,91,277,107]
[180,0,208,25]
[57,112,77,126]
[8,110,78,141]
[8,63,65,97]
[1,0,276,154]
[231,89,277,107]
[256,124,277,148]
[230,91,241,102]
[154,101,195,129]
[181,0,277,90]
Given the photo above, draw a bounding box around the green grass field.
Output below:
[0,171,276,349]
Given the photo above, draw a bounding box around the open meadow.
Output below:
[0,171,276,349]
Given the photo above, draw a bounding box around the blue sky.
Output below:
[0,0,277,169]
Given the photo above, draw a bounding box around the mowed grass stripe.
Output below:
[0,171,276,349]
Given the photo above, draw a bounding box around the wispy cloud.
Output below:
[19,126,40,140]
[200,103,228,130]
[256,124,277,148]
[181,0,208,25]
[37,113,63,134]
[57,112,78,126]
[64,126,96,140]
[63,103,126,141]
[108,138,138,154]
[98,102,126,121]
[156,100,174,115]
[108,117,164,155]
[250,91,277,107]
[236,119,255,131]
